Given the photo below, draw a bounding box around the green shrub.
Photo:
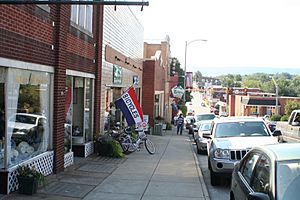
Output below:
[111,140,125,158]
[271,114,281,121]
[166,122,172,130]
[280,115,289,121]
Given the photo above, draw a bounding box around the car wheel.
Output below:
[230,192,235,200]
[210,170,219,186]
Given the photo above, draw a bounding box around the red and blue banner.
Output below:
[115,87,144,126]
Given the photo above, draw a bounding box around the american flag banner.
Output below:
[114,87,144,126]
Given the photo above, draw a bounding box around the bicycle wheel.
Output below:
[118,136,130,153]
[145,138,156,154]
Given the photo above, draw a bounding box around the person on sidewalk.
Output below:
[176,113,184,135]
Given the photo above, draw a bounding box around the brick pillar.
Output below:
[52,5,70,173]
[94,5,104,135]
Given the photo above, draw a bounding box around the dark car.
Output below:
[185,116,195,134]
[230,143,300,200]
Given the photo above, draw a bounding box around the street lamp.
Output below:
[271,77,279,115]
[183,39,207,103]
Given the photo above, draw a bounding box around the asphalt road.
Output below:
[188,91,230,200]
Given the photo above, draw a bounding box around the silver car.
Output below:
[207,117,282,186]
[194,120,213,154]
[230,143,300,200]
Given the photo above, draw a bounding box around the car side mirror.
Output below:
[272,130,282,137]
[248,192,270,200]
[292,121,300,126]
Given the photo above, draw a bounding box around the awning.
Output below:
[242,99,280,106]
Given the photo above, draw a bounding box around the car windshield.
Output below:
[13,115,37,125]
[196,114,215,121]
[200,123,212,131]
[277,160,300,200]
[215,121,269,137]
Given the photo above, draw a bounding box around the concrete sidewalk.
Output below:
[3,128,210,200]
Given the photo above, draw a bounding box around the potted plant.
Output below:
[17,165,45,195]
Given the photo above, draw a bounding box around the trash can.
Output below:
[154,124,163,136]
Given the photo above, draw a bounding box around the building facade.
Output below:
[143,37,172,127]
[0,4,105,194]
[101,6,144,132]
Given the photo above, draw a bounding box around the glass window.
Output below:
[84,78,93,142]
[72,77,84,144]
[215,121,269,137]
[0,68,5,169]
[5,68,51,168]
[277,160,300,200]
[65,76,73,153]
[251,155,271,195]
[240,152,260,184]
[70,1,93,33]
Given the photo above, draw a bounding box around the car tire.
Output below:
[230,192,235,200]
[210,170,219,186]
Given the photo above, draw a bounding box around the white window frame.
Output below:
[71,0,93,34]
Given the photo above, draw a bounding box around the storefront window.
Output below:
[0,68,5,169]
[72,77,84,144]
[84,78,93,142]
[4,68,51,168]
[65,76,73,153]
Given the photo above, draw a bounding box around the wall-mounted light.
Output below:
[125,58,130,65]
[133,65,137,68]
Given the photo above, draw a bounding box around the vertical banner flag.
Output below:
[185,71,193,89]
[115,87,144,126]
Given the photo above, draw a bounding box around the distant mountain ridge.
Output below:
[197,67,300,77]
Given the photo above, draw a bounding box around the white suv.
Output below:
[207,117,282,186]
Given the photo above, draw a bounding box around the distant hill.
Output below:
[198,67,300,77]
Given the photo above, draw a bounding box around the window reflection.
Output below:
[1,68,51,168]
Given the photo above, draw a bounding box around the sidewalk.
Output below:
[3,127,210,200]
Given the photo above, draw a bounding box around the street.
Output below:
[191,136,230,200]
[188,91,230,200]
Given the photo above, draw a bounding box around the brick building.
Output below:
[143,37,172,127]
[0,4,144,194]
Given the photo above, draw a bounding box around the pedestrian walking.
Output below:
[176,113,184,135]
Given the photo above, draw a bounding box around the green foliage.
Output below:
[179,105,187,117]
[111,140,125,158]
[185,91,193,102]
[194,71,202,82]
[166,122,172,130]
[284,100,300,116]
[17,165,45,186]
[218,74,242,87]
[270,114,281,121]
[280,115,289,121]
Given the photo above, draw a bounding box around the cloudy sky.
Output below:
[134,0,300,74]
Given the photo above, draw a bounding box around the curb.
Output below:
[189,137,210,200]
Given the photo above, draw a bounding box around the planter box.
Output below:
[17,176,38,195]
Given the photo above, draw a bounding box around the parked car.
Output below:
[9,113,47,145]
[194,120,213,154]
[207,117,282,186]
[230,143,300,200]
[193,113,216,132]
[185,116,195,134]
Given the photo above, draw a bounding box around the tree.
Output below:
[284,100,300,116]
[194,71,202,83]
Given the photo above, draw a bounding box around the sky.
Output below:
[133,0,300,75]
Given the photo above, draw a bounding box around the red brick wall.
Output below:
[142,60,155,127]
[0,5,103,173]
[0,5,55,66]
[154,61,165,91]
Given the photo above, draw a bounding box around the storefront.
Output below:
[64,70,94,161]
[0,65,54,194]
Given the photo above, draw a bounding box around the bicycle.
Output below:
[119,127,156,155]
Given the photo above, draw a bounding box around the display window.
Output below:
[65,76,73,154]
[0,67,52,168]
[65,76,94,146]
